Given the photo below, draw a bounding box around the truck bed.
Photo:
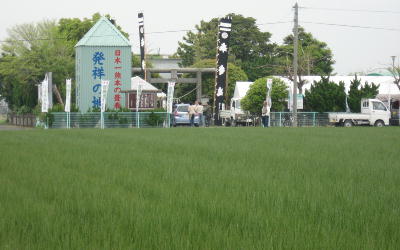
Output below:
[329,113,369,120]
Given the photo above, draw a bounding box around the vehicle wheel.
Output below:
[374,120,385,127]
[343,120,353,127]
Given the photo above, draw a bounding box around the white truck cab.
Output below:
[220,82,255,126]
[329,98,390,127]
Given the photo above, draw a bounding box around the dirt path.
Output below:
[0,124,32,130]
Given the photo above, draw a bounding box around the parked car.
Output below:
[172,104,199,126]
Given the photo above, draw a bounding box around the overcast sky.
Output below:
[1,0,399,74]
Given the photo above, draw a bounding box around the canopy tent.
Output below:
[131,76,159,91]
[232,81,254,100]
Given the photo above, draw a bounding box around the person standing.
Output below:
[261,101,271,127]
[188,102,196,127]
[197,101,204,127]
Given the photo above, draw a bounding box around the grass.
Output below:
[0,117,7,125]
[0,127,399,249]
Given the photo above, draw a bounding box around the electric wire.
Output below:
[300,6,400,15]
[302,21,400,32]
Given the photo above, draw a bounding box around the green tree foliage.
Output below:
[304,77,346,112]
[0,20,74,110]
[174,59,248,104]
[0,14,128,112]
[347,76,379,112]
[241,77,288,115]
[276,27,335,93]
[388,65,400,91]
[176,14,276,80]
[58,13,129,45]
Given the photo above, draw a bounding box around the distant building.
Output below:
[147,56,182,79]
[75,17,131,112]
[121,76,164,111]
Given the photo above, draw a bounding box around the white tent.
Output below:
[131,76,159,91]
[232,81,254,100]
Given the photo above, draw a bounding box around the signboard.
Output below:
[65,79,72,112]
[75,17,131,112]
[288,93,304,110]
[41,76,49,113]
[167,81,175,113]
[101,80,110,112]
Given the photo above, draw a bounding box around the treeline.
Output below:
[240,76,379,114]
[0,13,335,112]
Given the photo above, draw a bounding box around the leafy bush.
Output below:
[304,77,346,112]
[145,112,164,126]
[241,77,288,115]
[348,76,379,112]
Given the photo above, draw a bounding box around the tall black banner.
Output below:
[213,16,232,125]
[138,13,146,78]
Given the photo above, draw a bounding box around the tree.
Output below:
[174,59,248,104]
[388,65,400,91]
[347,76,379,112]
[241,77,288,115]
[0,20,73,110]
[276,27,335,94]
[58,13,129,45]
[176,14,276,80]
[304,77,346,112]
[0,13,129,111]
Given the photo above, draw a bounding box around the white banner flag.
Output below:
[136,83,143,110]
[41,75,49,112]
[266,78,273,107]
[167,81,175,113]
[65,79,72,112]
[101,80,109,112]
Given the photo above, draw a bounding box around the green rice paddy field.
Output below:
[0,127,399,249]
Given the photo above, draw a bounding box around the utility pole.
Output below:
[292,2,299,127]
[389,56,396,109]
[391,56,396,72]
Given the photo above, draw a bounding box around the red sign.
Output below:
[113,50,122,109]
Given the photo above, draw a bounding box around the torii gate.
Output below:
[132,68,215,101]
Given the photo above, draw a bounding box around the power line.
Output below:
[0,21,292,42]
[0,19,399,44]
[145,21,292,34]
[300,6,400,15]
[302,21,400,32]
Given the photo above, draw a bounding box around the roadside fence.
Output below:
[270,112,330,127]
[49,112,170,129]
[7,113,36,127]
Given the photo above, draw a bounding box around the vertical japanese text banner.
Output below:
[101,80,110,112]
[138,13,146,78]
[167,81,175,114]
[41,75,49,113]
[65,79,72,112]
[267,78,273,107]
[213,16,232,125]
